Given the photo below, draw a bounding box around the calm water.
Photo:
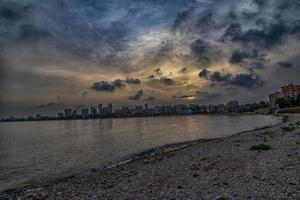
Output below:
[0,114,281,192]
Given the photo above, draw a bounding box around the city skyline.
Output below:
[2,98,271,122]
[1,0,300,117]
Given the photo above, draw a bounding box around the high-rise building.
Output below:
[268,83,300,108]
[281,84,300,98]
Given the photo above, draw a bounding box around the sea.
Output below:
[0,114,282,192]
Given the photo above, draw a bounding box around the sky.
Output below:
[0,0,299,117]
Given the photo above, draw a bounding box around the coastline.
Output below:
[1,114,299,199]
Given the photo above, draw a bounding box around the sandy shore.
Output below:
[1,114,300,200]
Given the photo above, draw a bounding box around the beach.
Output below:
[1,114,300,200]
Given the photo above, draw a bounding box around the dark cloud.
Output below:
[172,94,195,99]
[179,67,188,73]
[172,8,193,31]
[199,69,209,78]
[222,22,300,49]
[199,69,264,88]
[156,41,174,60]
[190,39,220,67]
[91,78,141,93]
[252,0,265,6]
[229,50,252,64]
[145,96,155,101]
[19,24,53,41]
[230,73,264,88]
[160,77,175,86]
[278,61,293,68]
[128,90,143,101]
[91,79,125,92]
[154,67,161,75]
[37,102,63,108]
[125,78,141,84]
[146,77,176,90]
[229,49,267,70]
[0,1,32,22]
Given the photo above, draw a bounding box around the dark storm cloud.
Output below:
[128,90,143,101]
[199,69,264,88]
[91,79,125,92]
[278,61,293,68]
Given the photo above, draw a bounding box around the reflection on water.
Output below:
[0,114,281,192]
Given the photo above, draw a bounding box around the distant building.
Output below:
[225,101,239,113]
[281,84,300,98]
[199,105,208,113]
[57,112,64,118]
[175,104,192,115]
[144,103,149,110]
[217,104,225,113]
[189,104,200,113]
[107,103,113,115]
[269,92,281,108]
[28,116,34,120]
[90,107,98,117]
[81,108,89,118]
[72,110,77,117]
[98,104,103,116]
[268,83,300,108]
[208,104,217,113]
[35,114,42,120]
[64,109,72,118]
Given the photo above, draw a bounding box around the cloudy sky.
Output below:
[0,0,299,117]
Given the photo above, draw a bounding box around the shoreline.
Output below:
[0,115,289,198]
